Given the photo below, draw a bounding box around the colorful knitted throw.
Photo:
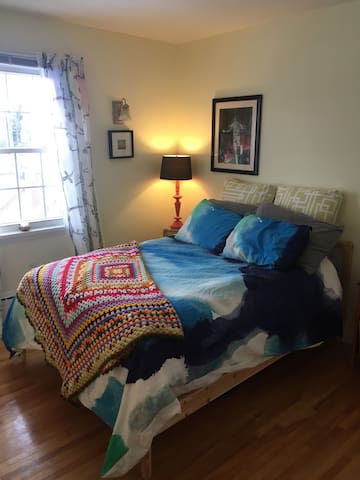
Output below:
[17,241,183,399]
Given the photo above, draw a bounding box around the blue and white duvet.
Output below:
[2,237,342,477]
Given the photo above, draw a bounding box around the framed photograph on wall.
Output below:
[211,95,262,175]
[108,130,134,159]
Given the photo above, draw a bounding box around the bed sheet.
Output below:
[2,237,342,477]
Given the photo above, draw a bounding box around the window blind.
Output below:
[0,51,38,67]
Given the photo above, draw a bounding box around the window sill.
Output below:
[0,224,66,241]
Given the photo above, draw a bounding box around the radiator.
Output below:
[0,291,15,334]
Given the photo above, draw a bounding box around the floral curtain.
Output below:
[41,53,103,255]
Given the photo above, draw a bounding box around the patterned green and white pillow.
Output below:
[221,178,276,206]
[274,185,343,224]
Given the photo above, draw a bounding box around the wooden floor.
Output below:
[1,341,360,480]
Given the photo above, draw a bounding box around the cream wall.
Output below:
[176,1,360,336]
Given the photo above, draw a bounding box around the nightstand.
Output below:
[352,282,360,364]
[163,228,178,238]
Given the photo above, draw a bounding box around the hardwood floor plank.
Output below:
[1,341,360,480]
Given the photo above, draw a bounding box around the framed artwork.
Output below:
[211,95,262,175]
[108,130,134,159]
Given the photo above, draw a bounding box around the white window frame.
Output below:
[0,54,65,237]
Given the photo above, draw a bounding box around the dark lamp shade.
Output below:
[160,155,192,181]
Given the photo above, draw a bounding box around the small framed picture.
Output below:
[108,130,134,159]
[211,95,262,175]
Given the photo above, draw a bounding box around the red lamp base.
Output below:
[170,219,183,230]
[169,180,184,230]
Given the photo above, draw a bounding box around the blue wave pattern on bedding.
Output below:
[2,237,342,477]
[120,237,341,381]
[175,238,338,341]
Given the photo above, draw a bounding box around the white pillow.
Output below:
[318,257,342,299]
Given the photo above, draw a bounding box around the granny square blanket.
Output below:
[16,241,183,399]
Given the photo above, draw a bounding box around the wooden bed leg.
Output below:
[140,448,152,480]
[352,284,360,366]
[21,350,27,363]
[352,319,359,365]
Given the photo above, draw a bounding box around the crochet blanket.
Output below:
[16,241,183,399]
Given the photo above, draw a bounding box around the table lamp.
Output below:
[160,155,192,230]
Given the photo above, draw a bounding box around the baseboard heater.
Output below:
[0,291,15,322]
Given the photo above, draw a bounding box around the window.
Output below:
[0,53,64,234]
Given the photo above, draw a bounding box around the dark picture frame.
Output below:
[108,130,134,159]
[211,95,262,175]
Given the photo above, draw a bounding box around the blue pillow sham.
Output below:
[222,214,311,270]
[175,199,242,253]
[256,203,344,274]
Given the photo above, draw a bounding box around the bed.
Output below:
[1,180,351,479]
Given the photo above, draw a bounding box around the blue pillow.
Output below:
[222,214,310,270]
[175,199,242,253]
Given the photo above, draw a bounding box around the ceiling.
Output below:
[0,0,354,44]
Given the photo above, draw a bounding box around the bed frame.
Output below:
[139,240,354,479]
